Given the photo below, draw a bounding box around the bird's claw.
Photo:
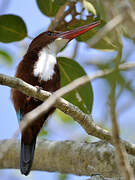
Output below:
[35,86,43,92]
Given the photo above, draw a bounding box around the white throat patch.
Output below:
[33,38,68,81]
[33,47,57,81]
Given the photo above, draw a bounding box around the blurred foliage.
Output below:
[0,49,12,65]
[90,47,135,98]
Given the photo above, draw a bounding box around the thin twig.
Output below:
[87,14,124,47]
[49,3,67,31]
[72,40,79,59]
[49,1,75,31]
[110,80,134,179]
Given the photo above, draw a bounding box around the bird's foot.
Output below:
[35,86,43,92]
[34,86,43,102]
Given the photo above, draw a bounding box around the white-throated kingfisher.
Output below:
[11,21,100,175]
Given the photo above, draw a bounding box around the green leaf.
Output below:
[36,0,65,17]
[0,14,27,43]
[57,57,93,114]
[0,50,13,65]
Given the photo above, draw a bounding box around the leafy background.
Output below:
[0,0,135,180]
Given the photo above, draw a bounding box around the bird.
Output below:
[11,20,100,176]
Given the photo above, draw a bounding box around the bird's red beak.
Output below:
[58,21,101,40]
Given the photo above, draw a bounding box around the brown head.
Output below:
[27,21,101,54]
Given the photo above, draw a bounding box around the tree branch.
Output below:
[1,139,135,178]
[0,62,135,157]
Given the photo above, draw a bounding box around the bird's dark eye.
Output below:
[47,31,52,36]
